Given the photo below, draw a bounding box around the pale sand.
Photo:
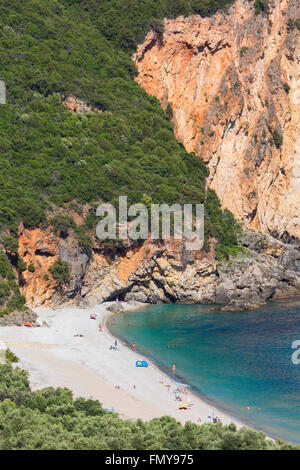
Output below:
[0,302,246,427]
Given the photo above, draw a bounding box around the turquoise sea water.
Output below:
[107,299,300,443]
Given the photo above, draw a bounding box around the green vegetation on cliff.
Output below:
[0,362,297,450]
[0,0,240,310]
[92,0,235,53]
[0,252,26,317]
[48,257,70,283]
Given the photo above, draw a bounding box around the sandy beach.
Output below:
[0,302,245,427]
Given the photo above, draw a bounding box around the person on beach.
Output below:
[114,339,118,349]
[98,323,102,331]
[132,343,136,351]
[173,363,176,375]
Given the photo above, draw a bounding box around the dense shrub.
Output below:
[5,348,19,363]
[2,235,18,254]
[49,257,70,283]
[0,253,15,280]
[270,128,283,148]
[240,46,249,57]
[205,190,242,259]
[28,264,35,273]
[254,0,269,15]
[0,252,26,316]
[16,256,27,272]
[51,214,76,238]
[74,226,93,249]
[0,363,298,450]
[17,200,46,228]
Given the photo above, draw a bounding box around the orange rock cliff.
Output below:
[134,0,300,241]
[13,0,300,312]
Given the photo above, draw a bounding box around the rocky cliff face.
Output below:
[8,1,300,313]
[17,225,300,311]
[134,0,300,242]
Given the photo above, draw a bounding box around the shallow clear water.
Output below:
[107,299,300,443]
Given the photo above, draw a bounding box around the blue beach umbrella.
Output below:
[136,360,148,368]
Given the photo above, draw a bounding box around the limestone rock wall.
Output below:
[134,0,300,241]
[17,226,300,311]
[11,1,300,312]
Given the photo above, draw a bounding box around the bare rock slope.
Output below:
[17,226,300,311]
[134,0,300,241]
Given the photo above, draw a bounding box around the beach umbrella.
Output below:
[179,403,189,409]
[136,360,148,367]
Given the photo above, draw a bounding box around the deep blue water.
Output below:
[107,299,300,443]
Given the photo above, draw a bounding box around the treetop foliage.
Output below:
[0,362,298,450]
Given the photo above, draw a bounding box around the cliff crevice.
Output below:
[134,0,300,241]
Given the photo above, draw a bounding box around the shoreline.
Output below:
[103,304,274,437]
[0,301,252,430]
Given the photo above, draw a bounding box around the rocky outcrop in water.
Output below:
[215,230,300,310]
[122,229,300,310]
